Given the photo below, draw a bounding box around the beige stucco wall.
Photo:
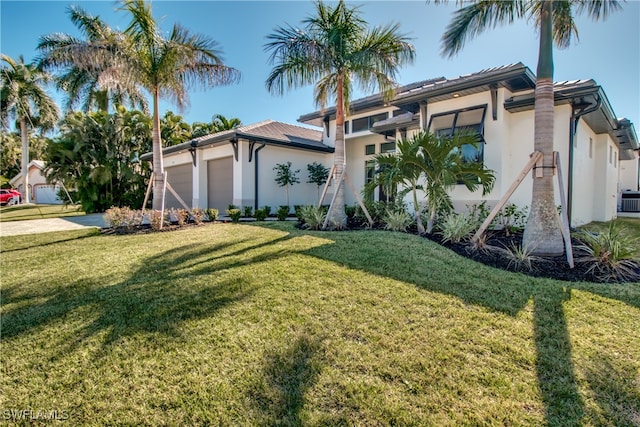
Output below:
[620,158,639,192]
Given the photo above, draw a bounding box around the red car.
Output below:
[0,189,21,205]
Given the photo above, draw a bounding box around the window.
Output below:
[380,142,396,153]
[365,160,376,200]
[344,121,350,134]
[399,128,407,140]
[365,144,375,155]
[350,112,389,133]
[428,105,487,163]
[609,145,613,164]
[614,151,618,168]
[589,138,593,158]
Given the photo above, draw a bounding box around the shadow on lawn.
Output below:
[1,235,292,353]
[250,332,324,426]
[294,228,640,427]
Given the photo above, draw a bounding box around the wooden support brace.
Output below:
[322,169,345,230]
[554,152,574,268]
[344,173,373,227]
[317,164,336,209]
[473,151,543,242]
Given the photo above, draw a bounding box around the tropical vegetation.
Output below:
[0,54,59,203]
[265,0,415,227]
[440,0,623,255]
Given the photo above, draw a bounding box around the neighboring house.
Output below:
[142,120,333,211]
[298,62,639,226]
[10,160,64,204]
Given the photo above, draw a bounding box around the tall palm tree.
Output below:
[440,0,622,255]
[265,0,415,227]
[1,55,59,204]
[119,0,240,210]
[37,5,147,113]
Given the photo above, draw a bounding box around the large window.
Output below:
[428,105,487,163]
[351,112,389,133]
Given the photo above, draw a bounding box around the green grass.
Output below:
[1,222,639,425]
[0,204,84,222]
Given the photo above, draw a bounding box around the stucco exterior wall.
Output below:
[620,158,639,192]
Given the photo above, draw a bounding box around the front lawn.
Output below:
[0,204,84,222]
[1,223,638,425]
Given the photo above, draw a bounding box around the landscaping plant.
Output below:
[299,205,326,230]
[439,212,475,244]
[273,162,300,208]
[382,209,414,233]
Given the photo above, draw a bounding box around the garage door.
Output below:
[207,157,233,211]
[165,164,192,209]
[34,185,63,204]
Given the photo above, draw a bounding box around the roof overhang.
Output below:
[298,63,536,126]
[370,112,420,135]
[504,80,639,157]
[140,128,333,162]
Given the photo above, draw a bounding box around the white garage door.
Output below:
[207,157,234,211]
[165,164,193,209]
[34,185,63,204]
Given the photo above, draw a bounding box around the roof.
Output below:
[9,160,46,186]
[299,62,536,126]
[504,79,639,158]
[142,120,332,160]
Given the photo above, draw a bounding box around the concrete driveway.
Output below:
[0,213,107,237]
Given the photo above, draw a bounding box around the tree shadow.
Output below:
[250,331,324,426]
[1,234,294,354]
[296,230,639,426]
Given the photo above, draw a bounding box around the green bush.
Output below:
[299,205,326,230]
[494,203,528,236]
[345,205,357,219]
[262,205,271,217]
[502,243,540,272]
[242,206,253,218]
[439,213,475,243]
[575,223,639,281]
[254,208,267,221]
[226,208,241,223]
[382,209,413,232]
[276,205,290,221]
[205,208,219,222]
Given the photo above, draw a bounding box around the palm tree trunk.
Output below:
[523,0,564,256]
[326,73,347,228]
[412,186,425,234]
[20,118,30,204]
[151,87,165,211]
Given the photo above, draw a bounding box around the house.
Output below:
[298,62,639,226]
[10,160,65,204]
[150,62,638,225]
[142,120,334,212]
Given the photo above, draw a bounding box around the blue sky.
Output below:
[1,1,638,130]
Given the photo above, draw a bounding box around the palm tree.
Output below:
[1,55,59,204]
[374,130,495,234]
[37,5,147,113]
[440,0,622,255]
[265,0,415,227]
[119,0,240,210]
[212,114,241,132]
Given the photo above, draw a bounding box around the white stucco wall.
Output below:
[620,158,639,192]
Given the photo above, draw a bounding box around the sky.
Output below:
[1,0,639,131]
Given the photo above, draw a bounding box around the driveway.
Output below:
[0,213,107,237]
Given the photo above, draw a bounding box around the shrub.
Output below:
[466,201,491,228]
[191,208,205,225]
[168,208,188,226]
[148,210,164,231]
[226,208,241,223]
[502,242,540,272]
[276,205,290,221]
[104,207,143,230]
[254,208,267,221]
[242,206,253,218]
[205,208,219,222]
[439,213,475,243]
[294,205,304,221]
[345,205,357,219]
[299,205,326,230]
[227,204,237,211]
[575,223,640,282]
[495,203,528,236]
[262,205,271,217]
[383,209,413,232]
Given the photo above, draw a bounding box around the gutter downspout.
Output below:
[568,95,601,227]
[254,143,267,211]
